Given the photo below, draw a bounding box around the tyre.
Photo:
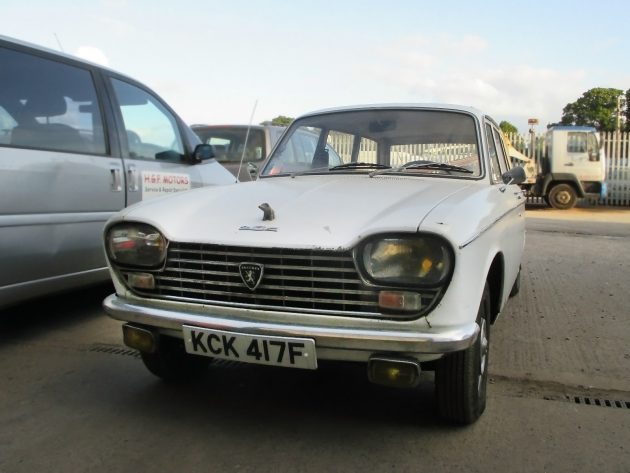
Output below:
[140,335,209,383]
[509,266,521,298]
[548,183,577,210]
[435,283,491,424]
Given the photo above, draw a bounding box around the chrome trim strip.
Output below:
[459,201,525,249]
[170,247,352,262]
[156,276,375,296]
[167,258,357,273]
[132,292,382,317]
[104,294,479,353]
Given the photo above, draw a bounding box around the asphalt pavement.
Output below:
[1,207,629,473]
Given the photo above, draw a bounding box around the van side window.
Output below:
[0,47,106,155]
[111,79,184,161]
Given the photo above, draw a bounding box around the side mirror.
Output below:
[501,166,526,186]
[192,144,215,163]
[248,162,259,180]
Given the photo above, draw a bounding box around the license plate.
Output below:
[182,326,317,370]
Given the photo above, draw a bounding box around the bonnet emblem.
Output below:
[258,203,275,221]
[239,263,264,290]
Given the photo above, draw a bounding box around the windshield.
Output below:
[260,109,481,178]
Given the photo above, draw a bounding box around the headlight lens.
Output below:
[361,235,453,286]
[106,223,167,268]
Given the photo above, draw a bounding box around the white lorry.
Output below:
[508,126,607,209]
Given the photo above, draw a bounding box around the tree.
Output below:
[625,88,630,132]
[499,121,518,134]
[560,87,623,132]
[260,115,294,127]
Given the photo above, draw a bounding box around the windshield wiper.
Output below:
[369,160,473,177]
[289,166,331,178]
[329,162,391,171]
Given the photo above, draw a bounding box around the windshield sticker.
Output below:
[142,171,191,200]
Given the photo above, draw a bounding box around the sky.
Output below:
[3,0,630,132]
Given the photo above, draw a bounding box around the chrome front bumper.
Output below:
[103,294,479,355]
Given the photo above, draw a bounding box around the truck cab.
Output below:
[532,126,606,209]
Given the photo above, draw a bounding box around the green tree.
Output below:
[499,121,518,134]
[560,87,623,132]
[260,115,294,126]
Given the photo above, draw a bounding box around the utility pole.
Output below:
[528,118,539,174]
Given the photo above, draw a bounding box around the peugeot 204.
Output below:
[103,104,526,424]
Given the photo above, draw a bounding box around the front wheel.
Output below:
[435,283,491,424]
[548,183,577,210]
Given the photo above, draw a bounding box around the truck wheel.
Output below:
[141,335,209,383]
[435,283,491,424]
[548,183,577,210]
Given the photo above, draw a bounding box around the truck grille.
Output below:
[129,242,440,318]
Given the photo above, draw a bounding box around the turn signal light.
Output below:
[378,290,422,312]
[368,356,421,388]
[125,272,156,290]
[122,324,157,354]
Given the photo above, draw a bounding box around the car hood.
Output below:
[115,175,474,250]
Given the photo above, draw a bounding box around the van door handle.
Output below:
[110,168,122,192]
[564,162,574,166]
[127,165,139,192]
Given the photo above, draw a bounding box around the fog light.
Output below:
[379,290,422,312]
[368,356,421,388]
[125,272,155,290]
[122,324,157,353]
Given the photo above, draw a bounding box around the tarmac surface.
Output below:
[1,206,629,472]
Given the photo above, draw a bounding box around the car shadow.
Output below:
[0,282,114,344]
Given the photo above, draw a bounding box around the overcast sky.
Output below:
[3,0,629,132]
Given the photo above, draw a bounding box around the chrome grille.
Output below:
[131,242,440,318]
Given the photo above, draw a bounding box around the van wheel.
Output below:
[435,283,491,424]
[548,184,577,210]
[140,335,209,383]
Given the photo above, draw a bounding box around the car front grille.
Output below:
[127,242,440,318]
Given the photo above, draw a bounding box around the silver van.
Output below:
[0,35,234,309]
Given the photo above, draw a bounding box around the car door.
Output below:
[106,76,204,205]
[0,44,124,304]
[486,123,525,299]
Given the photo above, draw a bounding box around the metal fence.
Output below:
[327,130,630,207]
[507,131,630,207]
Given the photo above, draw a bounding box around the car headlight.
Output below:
[106,223,167,268]
[359,235,453,287]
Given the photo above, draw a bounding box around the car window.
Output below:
[197,128,265,163]
[111,78,184,161]
[0,46,106,155]
[485,124,503,183]
[492,127,510,173]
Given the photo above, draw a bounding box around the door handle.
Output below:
[564,162,574,166]
[127,165,139,192]
[110,168,122,192]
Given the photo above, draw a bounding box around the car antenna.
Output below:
[53,33,65,53]
[236,99,258,183]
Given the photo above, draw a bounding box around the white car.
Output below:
[103,104,526,424]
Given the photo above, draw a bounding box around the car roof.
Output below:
[0,34,134,80]
[298,103,487,120]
